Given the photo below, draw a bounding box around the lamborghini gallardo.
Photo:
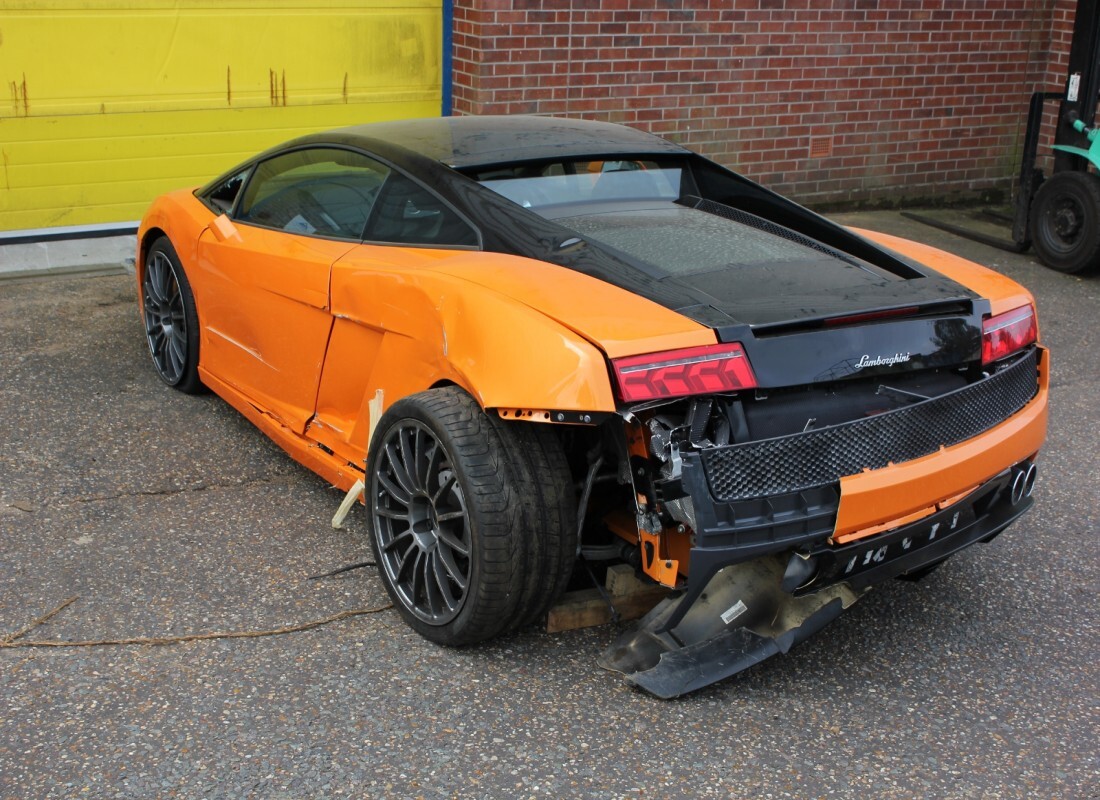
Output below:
[138,116,1048,697]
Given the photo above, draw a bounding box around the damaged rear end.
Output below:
[591,297,1047,698]
[464,158,1049,697]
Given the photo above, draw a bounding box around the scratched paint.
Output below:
[0,1,443,231]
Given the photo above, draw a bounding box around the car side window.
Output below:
[365,173,478,247]
[203,168,251,214]
[236,148,389,240]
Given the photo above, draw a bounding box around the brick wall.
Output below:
[452,0,1073,207]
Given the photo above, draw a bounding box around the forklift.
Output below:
[1025,0,1100,274]
[908,1,1100,275]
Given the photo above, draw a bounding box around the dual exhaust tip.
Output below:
[1010,461,1038,506]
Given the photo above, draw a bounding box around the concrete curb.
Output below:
[0,235,136,282]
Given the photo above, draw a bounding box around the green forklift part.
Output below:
[1052,119,1100,172]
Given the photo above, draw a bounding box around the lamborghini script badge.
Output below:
[855,352,912,369]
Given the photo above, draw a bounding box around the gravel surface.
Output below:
[1,212,1097,799]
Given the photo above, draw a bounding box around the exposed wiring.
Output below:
[579,554,620,626]
[575,452,605,555]
[575,450,619,623]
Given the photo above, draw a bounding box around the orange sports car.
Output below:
[137,116,1047,697]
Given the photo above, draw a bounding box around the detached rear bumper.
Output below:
[672,346,1047,607]
[602,350,1047,698]
[796,463,1034,593]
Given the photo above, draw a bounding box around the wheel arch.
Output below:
[138,226,168,272]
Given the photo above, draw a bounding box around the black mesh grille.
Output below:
[701,349,1039,501]
[679,195,862,266]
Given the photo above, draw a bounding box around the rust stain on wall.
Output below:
[268,69,287,106]
[8,75,29,116]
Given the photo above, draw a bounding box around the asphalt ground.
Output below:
[0,211,1097,799]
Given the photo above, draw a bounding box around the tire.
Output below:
[1029,171,1100,275]
[141,237,204,393]
[367,387,575,646]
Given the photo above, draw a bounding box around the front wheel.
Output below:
[1029,171,1100,275]
[141,236,204,393]
[367,387,575,646]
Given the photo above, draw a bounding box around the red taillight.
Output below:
[611,343,757,402]
[982,304,1037,364]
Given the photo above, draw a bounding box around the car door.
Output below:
[308,168,482,460]
[195,146,388,432]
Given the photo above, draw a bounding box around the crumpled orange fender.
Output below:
[328,254,620,456]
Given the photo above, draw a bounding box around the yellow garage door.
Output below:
[0,0,443,233]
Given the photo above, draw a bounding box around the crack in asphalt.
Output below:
[5,475,300,512]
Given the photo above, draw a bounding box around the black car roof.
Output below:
[303,115,690,169]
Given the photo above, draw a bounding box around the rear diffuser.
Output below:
[597,557,866,698]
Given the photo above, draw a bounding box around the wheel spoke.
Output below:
[145,259,165,302]
[435,524,470,558]
[410,550,428,608]
[412,427,429,490]
[431,552,462,612]
[435,544,468,591]
[377,468,412,506]
[385,442,416,496]
[382,529,414,554]
[432,472,457,505]
[421,440,441,493]
[147,327,164,354]
[375,505,410,521]
[167,333,185,379]
[423,552,444,613]
[153,256,171,300]
[399,427,422,490]
[399,544,423,588]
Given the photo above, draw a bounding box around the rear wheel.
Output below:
[367,387,575,645]
[142,237,204,393]
[1029,171,1100,275]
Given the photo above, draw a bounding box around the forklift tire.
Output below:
[1029,171,1100,275]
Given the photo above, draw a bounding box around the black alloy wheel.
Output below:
[1030,170,1100,275]
[142,237,203,393]
[372,419,472,627]
[367,387,576,646]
